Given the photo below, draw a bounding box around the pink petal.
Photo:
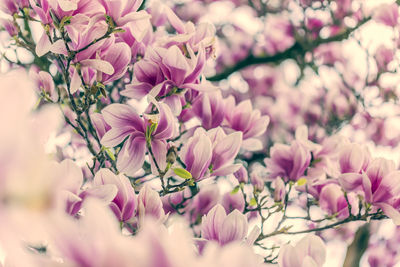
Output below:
[117,135,146,176]
[36,32,51,57]
[80,59,114,75]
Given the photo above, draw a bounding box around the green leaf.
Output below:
[297,178,307,186]
[173,168,192,179]
[249,197,257,206]
[231,186,240,195]
[112,28,126,33]
[104,147,116,161]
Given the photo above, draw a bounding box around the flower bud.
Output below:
[233,165,248,183]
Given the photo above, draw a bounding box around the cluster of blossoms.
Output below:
[2,0,400,266]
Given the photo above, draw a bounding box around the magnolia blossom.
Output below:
[278,235,326,267]
[265,140,311,182]
[101,102,175,176]
[207,127,242,176]
[250,173,264,192]
[180,127,242,180]
[224,96,269,151]
[191,91,225,130]
[53,161,120,217]
[201,204,248,246]
[339,158,400,224]
[189,185,220,223]
[0,0,19,14]
[233,165,249,183]
[221,191,245,213]
[319,183,356,219]
[375,45,395,72]
[45,200,141,267]
[180,128,213,181]
[29,67,57,102]
[5,0,400,266]
[122,45,214,115]
[272,177,286,202]
[137,184,166,223]
[373,3,399,27]
[262,15,295,55]
[91,112,111,140]
[93,168,137,222]
[1,18,17,36]
[338,143,370,174]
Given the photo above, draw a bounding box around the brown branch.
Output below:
[207,17,371,81]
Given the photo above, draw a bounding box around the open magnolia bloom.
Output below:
[100,101,176,176]
[278,235,326,267]
[339,158,400,224]
[197,204,260,251]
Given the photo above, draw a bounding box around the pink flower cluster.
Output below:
[2,0,400,266]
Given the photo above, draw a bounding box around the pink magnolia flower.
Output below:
[233,165,249,183]
[201,204,248,246]
[57,160,118,216]
[191,91,225,130]
[306,17,324,39]
[40,16,131,92]
[319,183,356,219]
[29,67,57,102]
[180,128,213,181]
[29,0,52,25]
[100,0,151,40]
[338,143,370,174]
[155,4,216,56]
[146,44,207,94]
[65,24,131,92]
[223,96,269,151]
[221,190,245,213]
[264,140,311,182]
[93,168,137,222]
[121,53,165,100]
[48,0,104,19]
[272,177,285,202]
[48,199,139,267]
[278,235,326,267]
[339,158,400,224]
[99,41,132,84]
[262,15,295,55]
[375,45,395,72]
[207,127,242,176]
[250,173,265,192]
[374,3,399,27]
[161,189,188,214]
[32,0,106,57]
[189,185,220,223]
[0,19,17,37]
[180,127,242,180]
[61,14,109,59]
[99,0,152,57]
[121,45,213,115]
[137,184,166,222]
[101,102,175,176]
[91,112,111,140]
[1,0,28,14]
